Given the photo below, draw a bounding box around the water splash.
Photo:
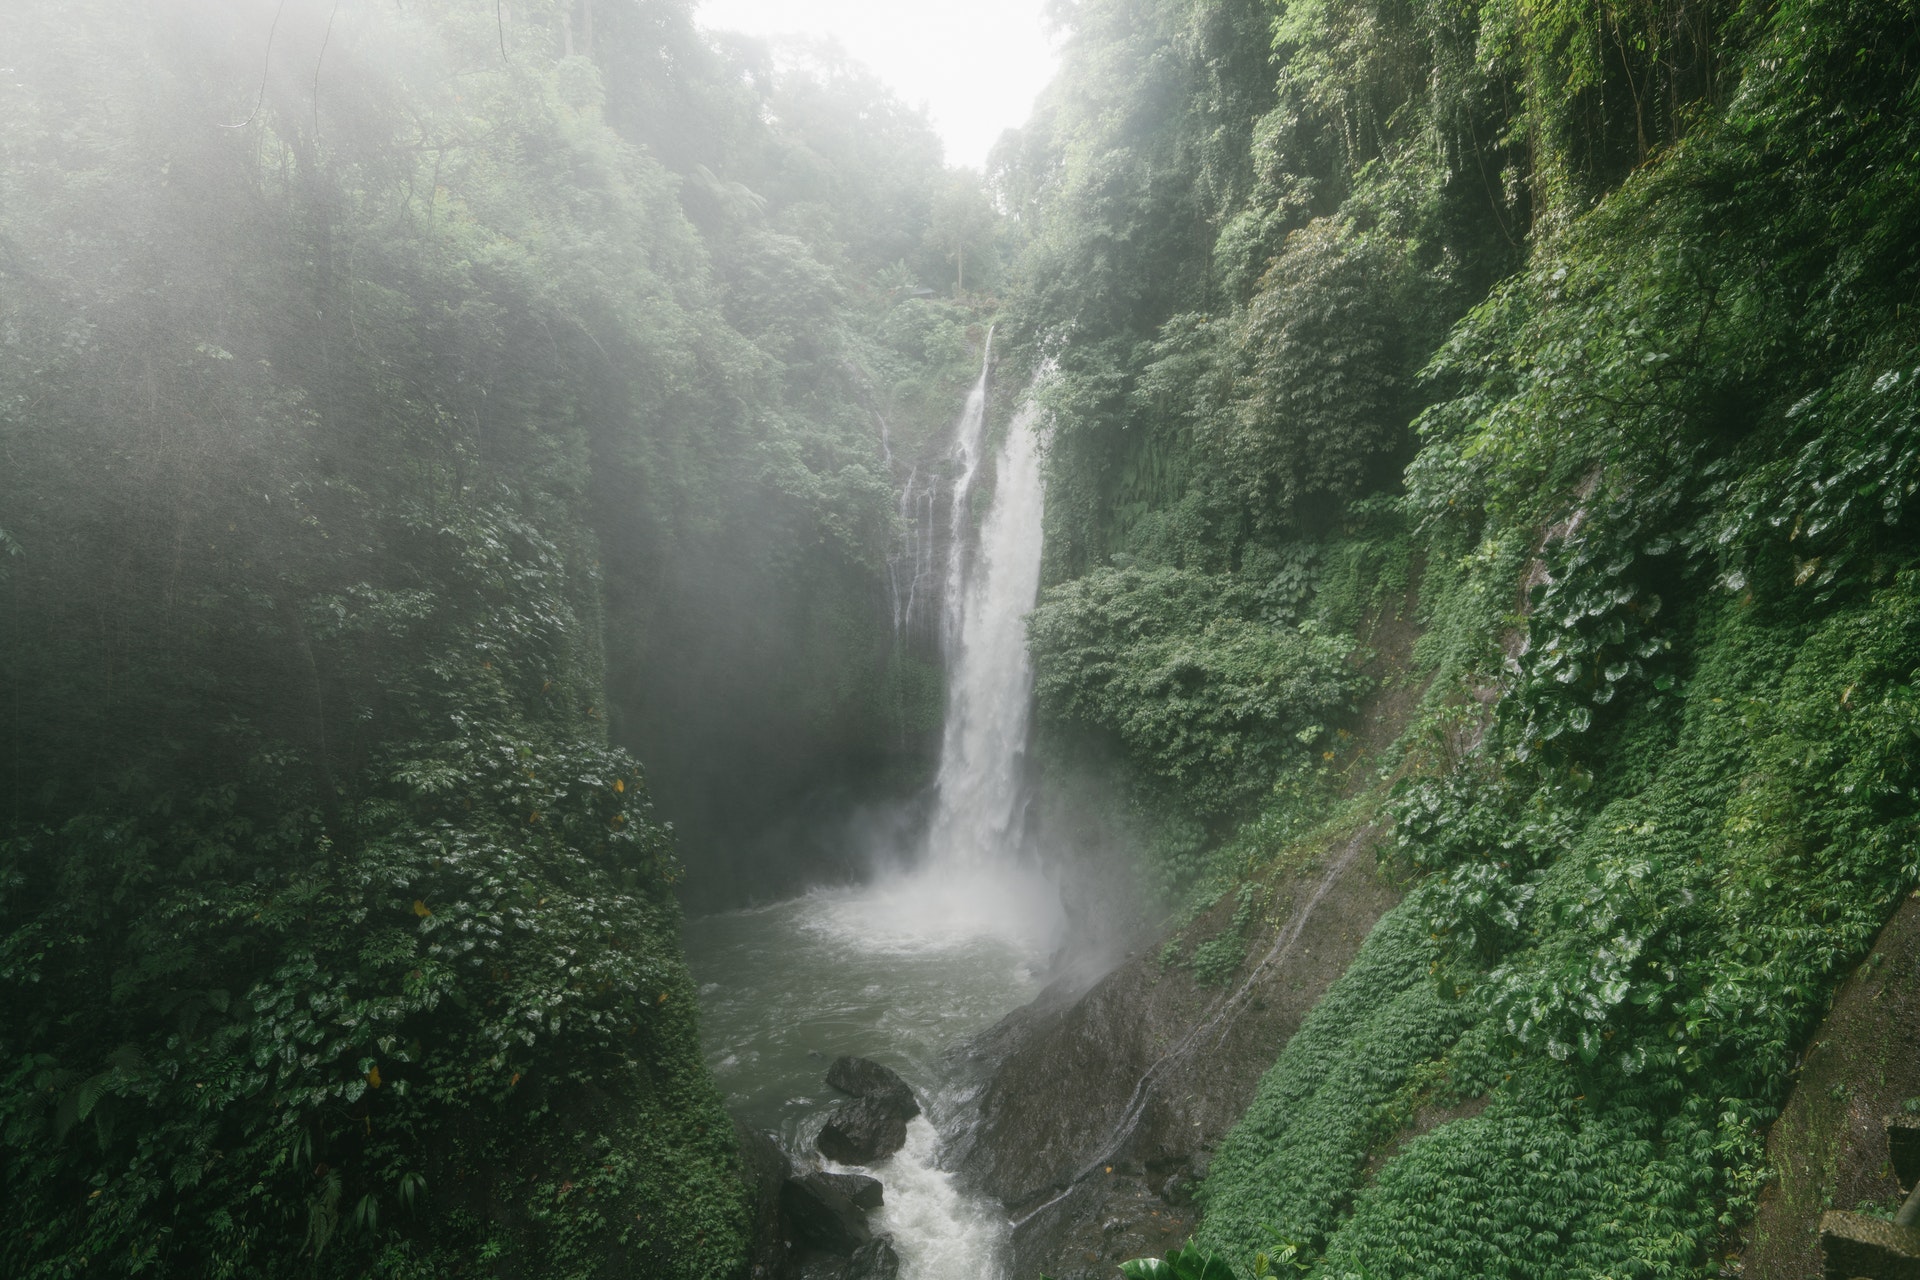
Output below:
[844,1118,1013,1280]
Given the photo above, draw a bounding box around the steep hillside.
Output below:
[986,1,1920,1276]
[0,1,989,1274]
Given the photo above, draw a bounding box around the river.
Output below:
[685,353,1059,1279]
[683,863,1056,1278]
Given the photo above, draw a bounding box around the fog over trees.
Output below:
[3,1,1917,1278]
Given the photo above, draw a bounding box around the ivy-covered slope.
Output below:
[0,0,990,1274]
[993,0,1920,1275]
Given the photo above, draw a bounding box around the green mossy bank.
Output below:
[991,0,1920,1276]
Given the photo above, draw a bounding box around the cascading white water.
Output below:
[941,331,996,652]
[686,348,1061,1280]
[923,394,1056,878]
[855,368,1064,947]
[888,465,939,642]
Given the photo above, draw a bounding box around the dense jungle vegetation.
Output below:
[995,0,1920,1276]
[0,1,998,1274]
[4,0,1917,1276]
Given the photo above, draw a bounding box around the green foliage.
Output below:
[0,0,998,1271]
[1005,0,1919,1275]
[1476,0,1746,215]
[1206,218,1415,529]
[1028,566,1362,820]
[1198,905,1472,1263]
[1184,2,1920,1277]
[1120,1242,1240,1280]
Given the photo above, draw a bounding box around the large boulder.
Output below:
[817,1096,909,1165]
[735,1120,799,1280]
[795,1238,899,1280]
[825,1056,921,1120]
[816,1170,884,1211]
[817,1057,921,1165]
[849,1236,901,1280]
[781,1172,873,1253]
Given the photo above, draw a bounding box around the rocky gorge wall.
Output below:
[950,826,1401,1279]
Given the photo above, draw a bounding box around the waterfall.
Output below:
[853,342,1063,948]
[924,391,1048,871]
[940,331,995,653]
[688,350,1061,1280]
[884,331,993,650]
[887,465,938,642]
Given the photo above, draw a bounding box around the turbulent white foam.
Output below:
[801,860,1062,955]
[831,1117,1010,1280]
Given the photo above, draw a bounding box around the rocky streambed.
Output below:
[703,812,1411,1280]
[738,1056,924,1280]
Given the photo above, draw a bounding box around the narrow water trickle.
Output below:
[685,340,1060,1280]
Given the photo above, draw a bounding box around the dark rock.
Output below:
[816,1171,884,1211]
[782,1172,873,1253]
[796,1255,850,1280]
[1892,1116,1920,1193]
[817,1096,909,1165]
[848,1235,901,1280]
[1740,897,1920,1279]
[735,1119,798,1280]
[826,1056,921,1120]
[793,1234,899,1280]
[1818,1210,1920,1278]
[950,824,1403,1280]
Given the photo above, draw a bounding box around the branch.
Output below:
[219,0,288,131]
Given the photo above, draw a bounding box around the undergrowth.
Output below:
[1188,2,1920,1274]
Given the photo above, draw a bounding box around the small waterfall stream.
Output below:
[685,342,1060,1280]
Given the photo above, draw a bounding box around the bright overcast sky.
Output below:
[695,0,1060,169]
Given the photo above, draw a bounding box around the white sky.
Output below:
[695,0,1060,169]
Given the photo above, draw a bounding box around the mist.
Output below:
[11,1,1911,1277]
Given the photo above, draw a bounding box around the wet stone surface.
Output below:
[1024,1168,1198,1280]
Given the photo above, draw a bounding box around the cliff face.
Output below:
[954,827,1399,1278]
[0,3,980,1275]
[983,2,1920,1275]
[955,588,1427,1279]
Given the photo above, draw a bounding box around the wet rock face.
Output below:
[816,1057,921,1165]
[815,1171,884,1211]
[737,1121,800,1280]
[782,1172,873,1253]
[1005,1165,1203,1280]
[817,1097,911,1165]
[826,1056,922,1119]
[796,1236,900,1280]
[1741,895,1920,1279]
[848,1236,901,1280]
[737,1116,898,1280]
[949,828,1401,1279]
